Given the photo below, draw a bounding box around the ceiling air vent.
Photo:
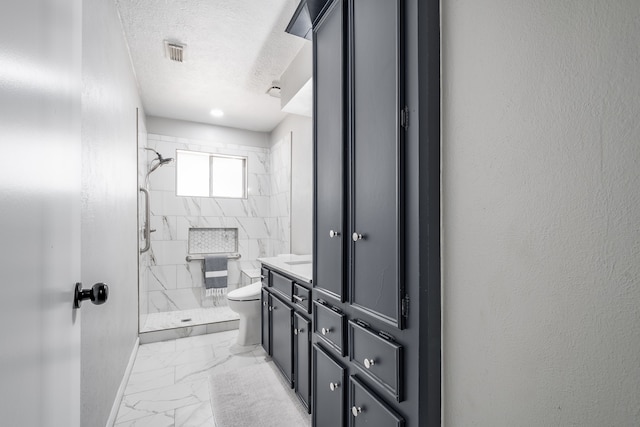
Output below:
[164,40,186,63]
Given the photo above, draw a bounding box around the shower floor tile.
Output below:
[141,307,240,333]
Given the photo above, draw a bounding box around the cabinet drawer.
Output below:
[293,283,311,313]
[348,320,403,401]
[271,271,293,299]
[261,267,269,287]
[313,344,346,427]
[349,376,404,427]
[313,300,346,355]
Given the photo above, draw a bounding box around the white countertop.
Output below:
[257,254,313,284]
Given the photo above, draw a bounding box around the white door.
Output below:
[0,0,83,425]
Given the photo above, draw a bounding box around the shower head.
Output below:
[144,148,174,177]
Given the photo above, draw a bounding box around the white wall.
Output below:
[271,114,313,254]
[442,1,640,425]
[81,0,143,424]
[146,116,269,148]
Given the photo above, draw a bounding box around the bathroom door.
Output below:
[0,0,83,426]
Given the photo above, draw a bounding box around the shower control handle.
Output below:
[74,282,109,309]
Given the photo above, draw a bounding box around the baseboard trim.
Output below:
[105,337,139,427]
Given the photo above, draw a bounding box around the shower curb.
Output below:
[139,319,239,344]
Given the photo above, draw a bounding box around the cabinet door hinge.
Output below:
[401,106,409,130]
[401,294,409,318]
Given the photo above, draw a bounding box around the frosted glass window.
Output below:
[176,150,247,199]
[211,156,246,198]
[176,150,209,197]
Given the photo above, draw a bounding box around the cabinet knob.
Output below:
[329,229,340,238]
[329,382,340,392]
[268,306,273,312]
[352,232,363,242]
[263,302,267,306]
[363,358,376,369]
[293,328,298,335]
[321,327,332,336]
[351,406,363,417]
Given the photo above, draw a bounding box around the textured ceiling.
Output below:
[115,0,306,132]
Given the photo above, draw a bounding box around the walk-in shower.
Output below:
[137,140,246,340]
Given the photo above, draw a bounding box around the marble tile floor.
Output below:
[141,307,240,333]
[115,330,291,426]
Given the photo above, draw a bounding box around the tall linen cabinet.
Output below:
[311,0,440,425]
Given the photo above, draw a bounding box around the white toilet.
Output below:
[227,281,262,346]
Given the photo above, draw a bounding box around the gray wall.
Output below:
[270,114,313,255]
[442,1,640,425]
[81,0,143,424]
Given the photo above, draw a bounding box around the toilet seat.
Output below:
[227,282,262,301]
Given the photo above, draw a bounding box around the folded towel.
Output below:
[203,255,228,302]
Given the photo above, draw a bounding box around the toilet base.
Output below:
[236,313,260,346]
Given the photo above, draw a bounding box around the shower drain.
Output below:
[181,318,192,322]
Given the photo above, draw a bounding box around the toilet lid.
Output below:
[227,282,262,301]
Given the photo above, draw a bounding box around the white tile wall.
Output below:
[140,132,291,318]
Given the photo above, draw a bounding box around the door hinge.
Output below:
[401,294,409,318]
[401,106,409,130]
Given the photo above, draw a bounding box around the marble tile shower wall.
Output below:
[270,134,291,255]
[142,133,290,314]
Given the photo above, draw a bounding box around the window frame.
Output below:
[175,149,248,199]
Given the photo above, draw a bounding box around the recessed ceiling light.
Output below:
[210,109,224,118]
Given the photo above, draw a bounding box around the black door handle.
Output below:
[74,282,109,308]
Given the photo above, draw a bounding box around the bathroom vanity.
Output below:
[259,254,313,412]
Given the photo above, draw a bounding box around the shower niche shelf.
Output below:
[188,227,238,254]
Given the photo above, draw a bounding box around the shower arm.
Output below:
[139,187,151,254]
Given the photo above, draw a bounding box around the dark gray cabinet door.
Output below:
[271,294,293,387]
[350,0,404,328]
[349,376,404,427]
[261,288,271,355]
[294,313,311,412]
[314,0,345,302]
[313,344,346,427]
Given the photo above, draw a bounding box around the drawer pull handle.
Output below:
[329,229,340,238]
[351,406,362,417]
[293,295,306,302]
[352,232,364,242]
[363,358,376,369]
[321,327,332,335]
[329,382,340,391]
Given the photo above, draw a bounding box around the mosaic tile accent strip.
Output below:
[188,228,238,254]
